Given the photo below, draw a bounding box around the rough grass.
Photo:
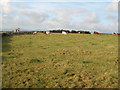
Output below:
[2,33,118,88]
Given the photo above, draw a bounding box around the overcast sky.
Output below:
[0,0,119,33]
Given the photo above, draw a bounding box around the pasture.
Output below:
[2,33,118,88]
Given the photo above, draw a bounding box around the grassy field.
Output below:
[2,33,118,88]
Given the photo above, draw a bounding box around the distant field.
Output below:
[2,33,118,88]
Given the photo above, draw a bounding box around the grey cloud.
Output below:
[83,12,100,23]
[105,14,118,23]
[106,2,118,12]
[20,10,49,23]
[0,0,12,13]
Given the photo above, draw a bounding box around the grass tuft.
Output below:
[82,61,92,64]
[30,59,44,63]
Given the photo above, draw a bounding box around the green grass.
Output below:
[2,33,118,88]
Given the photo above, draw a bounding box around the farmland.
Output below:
[2,33,118,88]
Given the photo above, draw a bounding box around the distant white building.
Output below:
[33,31,37,34]
[62,31,67,35]
[13,28,20,32]
[46,31,50,35]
